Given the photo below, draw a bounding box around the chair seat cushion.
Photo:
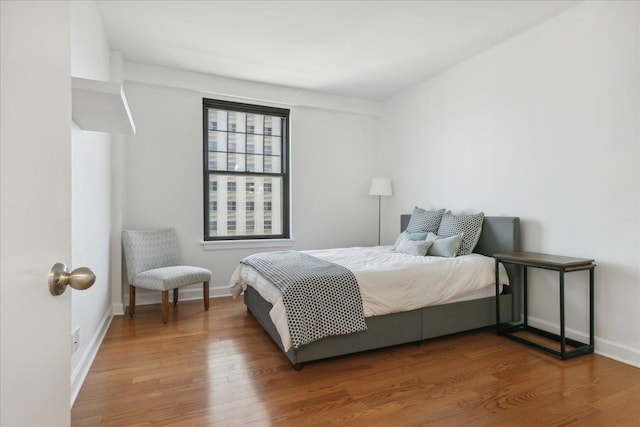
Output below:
[132,266,212,291]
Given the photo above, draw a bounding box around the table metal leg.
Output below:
[560,269,566,358]
[590,267,594,347]
[495,259,501,333]
[523,266,528,328]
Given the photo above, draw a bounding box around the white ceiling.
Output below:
[97,0,581,101]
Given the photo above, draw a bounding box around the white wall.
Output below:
[70,1,114,405]
[378,1,640,366]
[289,106,380,249]
[121,68,379,303]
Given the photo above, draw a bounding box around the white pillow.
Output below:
[392,231,429,250]
[395,239,433,256]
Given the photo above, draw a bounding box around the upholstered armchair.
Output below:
[122,229,212,323]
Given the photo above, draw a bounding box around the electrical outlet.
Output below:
[72,328,80,353]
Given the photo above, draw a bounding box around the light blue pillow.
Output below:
[395,239,433,256]
[426,232,464,257]
[393,231,428,250]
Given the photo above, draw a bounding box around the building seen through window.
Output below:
[204,98,289,240]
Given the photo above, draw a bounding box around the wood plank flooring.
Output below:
[72,297,640,426]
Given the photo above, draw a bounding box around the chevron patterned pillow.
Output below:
[436,212,485,256]
[406,206,445,234]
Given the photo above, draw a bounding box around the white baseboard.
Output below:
[528,316,640,368]
[112,302,124,316]
[210,285,232,298]
[126,285,232,306]
[70,306,113,407]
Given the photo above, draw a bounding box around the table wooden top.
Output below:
[494,251,594,269]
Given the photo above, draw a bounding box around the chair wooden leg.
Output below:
[173,288,179,305]
[203,281,210,311]
[129,284,136,317]
[162,291,169,323]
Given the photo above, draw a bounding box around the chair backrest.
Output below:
[122,229,180,283]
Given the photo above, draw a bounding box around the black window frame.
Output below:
[203,98,290,241]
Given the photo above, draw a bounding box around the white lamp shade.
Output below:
[369,178,392,196]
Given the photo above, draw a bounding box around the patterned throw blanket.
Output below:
[241,251,367,348]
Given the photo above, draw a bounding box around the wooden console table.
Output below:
[494,251,595,359]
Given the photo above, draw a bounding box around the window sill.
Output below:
[200,238,295,251]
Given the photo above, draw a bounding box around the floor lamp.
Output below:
[369,178,392,246]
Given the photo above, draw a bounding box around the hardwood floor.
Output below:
[72,297,640,426]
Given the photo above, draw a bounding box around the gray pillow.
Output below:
[395,239,433,256]
[436,212,484,256]
[393,231,429,250]
[426,232,464,257]
[406,206,445,233]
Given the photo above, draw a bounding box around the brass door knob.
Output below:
[48,263,96,296]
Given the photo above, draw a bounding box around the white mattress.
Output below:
[230,246,509,351]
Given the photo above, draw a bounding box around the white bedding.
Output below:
[230,246,509,351]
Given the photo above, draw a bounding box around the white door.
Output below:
[1,2,74,425]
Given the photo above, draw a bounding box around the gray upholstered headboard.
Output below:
[399,215,521,255]
[400,214,522,320]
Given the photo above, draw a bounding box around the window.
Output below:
[246,156,255,172]
[204,98,289,240]
[264,156,273,173]
[246,135,255,153]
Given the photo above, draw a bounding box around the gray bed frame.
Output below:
[244,215,521,370]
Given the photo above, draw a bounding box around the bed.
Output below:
[232,215,521,370]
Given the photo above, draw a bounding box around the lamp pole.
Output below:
[369,177,392,246]
[377,195,382,246]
